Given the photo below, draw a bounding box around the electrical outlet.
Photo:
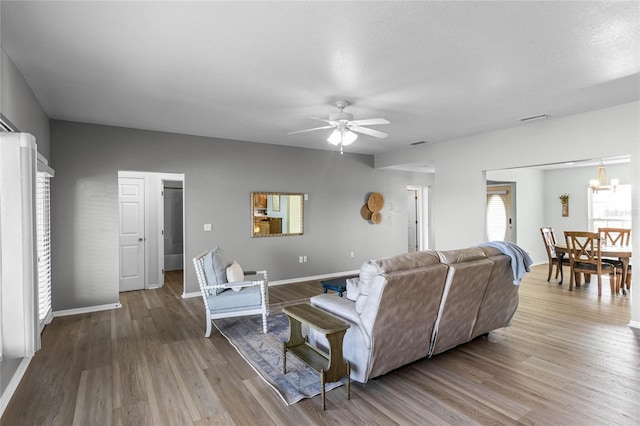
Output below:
[303,255,308,263]
[204,224,212,231]
[350,251,355,258]
[299,256,304,263]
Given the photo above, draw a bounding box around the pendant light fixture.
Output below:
[589,161,619,193]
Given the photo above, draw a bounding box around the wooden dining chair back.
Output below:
[598,227,631,246]
[598,227,632,293]
[540,227,569,281]
[564,231,616,296]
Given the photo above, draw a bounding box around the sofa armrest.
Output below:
[310,294,371,350]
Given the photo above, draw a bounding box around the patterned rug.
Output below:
[213,301,345,405]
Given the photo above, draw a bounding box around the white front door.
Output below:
[119,177,145,291]
[486,184,515,243]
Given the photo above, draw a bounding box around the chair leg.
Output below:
[205,311,212,337]
[262,312,268,334]
[569,268,574,291]
[547,262,553,281]
[608,273,615,295]
[597,274,602,297]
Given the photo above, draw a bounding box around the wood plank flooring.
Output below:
[2,265,639,425]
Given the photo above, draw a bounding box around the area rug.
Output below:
[213,302,345,405]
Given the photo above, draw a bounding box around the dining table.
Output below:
[554,243,632,292]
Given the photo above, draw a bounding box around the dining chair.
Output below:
[540,227,570,281]
[564,231,616,296]
[193,247,269,336]
[598,227,632,293]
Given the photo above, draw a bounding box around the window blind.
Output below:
[36,170,53,330]
[486,193,508,241]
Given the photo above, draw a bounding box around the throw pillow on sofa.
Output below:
[354,261,382,314]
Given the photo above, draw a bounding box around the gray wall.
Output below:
[50,120,430,310]
[0,48,50,158]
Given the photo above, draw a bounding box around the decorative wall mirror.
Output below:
[251,192,304,237]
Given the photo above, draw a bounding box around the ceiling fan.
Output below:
[289,100,389,153]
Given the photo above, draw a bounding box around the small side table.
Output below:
[320,275,358,297]
[282,303,350,410]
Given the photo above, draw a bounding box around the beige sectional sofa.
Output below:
[309,246,524,383]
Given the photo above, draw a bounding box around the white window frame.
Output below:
[36,155,54,332]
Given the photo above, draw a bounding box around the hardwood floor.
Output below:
[2,265,639,425]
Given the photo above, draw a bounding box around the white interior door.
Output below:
[119,177,145,291]
[407,189,418,252]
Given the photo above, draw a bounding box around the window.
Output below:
[36,162,54,331]
[588,184,632,231]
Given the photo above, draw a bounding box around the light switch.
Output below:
[204,224,212,231]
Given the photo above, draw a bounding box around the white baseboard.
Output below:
[52,302,122,317]
[182,270,360,299]
[269,270,360,286]
[0,356,32,417]
[628,320,640,330]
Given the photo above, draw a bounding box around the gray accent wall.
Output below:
[50,120,430,310]
[0,48,50,158]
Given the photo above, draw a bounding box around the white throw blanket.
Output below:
[478,241,533,285]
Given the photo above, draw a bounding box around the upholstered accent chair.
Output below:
[193,248,269,336]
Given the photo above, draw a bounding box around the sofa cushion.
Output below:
[211,247,231,295]
[207,284,262,313]
[374,250,441,273]
[436,247,487,264]
[346,277,360,301]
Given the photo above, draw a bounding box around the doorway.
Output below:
[407,186,429,252]
[486,183,516,242]
[118,171,185,293]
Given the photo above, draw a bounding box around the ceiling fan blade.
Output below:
[350,118,389,126]
[288,125,335,135]
[309,117,338,125]
[349,125,388,139]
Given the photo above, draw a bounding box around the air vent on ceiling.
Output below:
[518,114,550,122]
[410,141,428,146]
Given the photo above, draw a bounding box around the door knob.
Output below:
[138,237,144,242]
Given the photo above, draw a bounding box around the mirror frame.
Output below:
[251,192,304,238]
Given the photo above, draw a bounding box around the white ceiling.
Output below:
[2,1,639,156]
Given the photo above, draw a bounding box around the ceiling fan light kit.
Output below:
[289,100,389,154]
[327,128,358,146]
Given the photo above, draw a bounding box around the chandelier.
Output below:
[589,162,619,193]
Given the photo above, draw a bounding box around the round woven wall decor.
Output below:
[360,204,373,220]
[371,211,382,224]
[367,192,384,212]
